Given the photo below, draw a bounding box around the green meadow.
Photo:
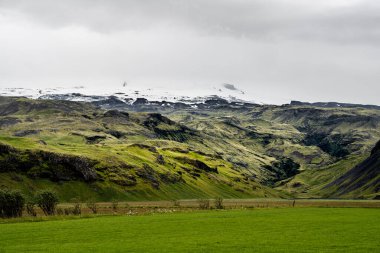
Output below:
[1,208,379,253]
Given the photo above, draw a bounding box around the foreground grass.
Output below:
[1,208,379,253]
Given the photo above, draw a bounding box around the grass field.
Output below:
[1,208,379,252]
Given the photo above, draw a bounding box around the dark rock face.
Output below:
[103,110,129,119]
[0,117,21,127]
[143,113,196,142]
[92,96,126,108]
[13,130,41,137]
[133,98,149,105]
[371,140,380,155]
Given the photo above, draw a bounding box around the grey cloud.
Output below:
[223,83,238,91]
[1,0,380,44]
[0,0,379,105]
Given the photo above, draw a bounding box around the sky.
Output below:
[0,0,379,104]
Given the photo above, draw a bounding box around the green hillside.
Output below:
[0,96,379,200]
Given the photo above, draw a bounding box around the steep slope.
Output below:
[324,141,380,199]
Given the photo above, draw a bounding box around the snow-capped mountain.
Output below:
[0,84,255,105]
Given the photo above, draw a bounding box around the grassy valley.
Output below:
[1,208,379,252]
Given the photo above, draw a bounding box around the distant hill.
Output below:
[290,101,380,110]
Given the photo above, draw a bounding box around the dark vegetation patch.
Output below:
[136,164,160,189]
[0,143,98,182]
[105,129,126,139]
[303,132,350,158]
[156,154,165,164]
[108,172,137,186]
[71,132,107,144]
[263,158,300,186]
[161,147,189,153]
[323,114,379,127]
[103,110,129,119]
[158,172,184,184]
[291,151,320,164]
[0,101,20,116]
[84,135,107,144]
[226,157,248,168]
[174,157,218,173]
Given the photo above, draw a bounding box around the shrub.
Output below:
[35,190,59,216]
[56,208,64,216]
[72,202,81,215]
[214,197,224,209]
[26,201,37,217]
[156,154,165,165]
[0,189,25,218]
[64,208,72,215]
[86,200,98,214]
[70,198,81,215]
[198,199,210,210]
[111,200,118,213]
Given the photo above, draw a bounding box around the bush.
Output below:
[72,202,81,215]
[26,201,37,217]
[70,198,81,215]
[64,208,72,215]
[35,190,59,216]
[0,189,25,218]
[111,200,118,213]
[156,154,165,165]
[198,199,210,210]
[56,208,64,216]
[214,197,224,209]
[86,200,98,214]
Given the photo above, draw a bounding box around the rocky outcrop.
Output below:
[143,113,196,142]
[0,143,98,182]
[0,117,21,127]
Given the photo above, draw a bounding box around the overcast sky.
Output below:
[0,0,379,104]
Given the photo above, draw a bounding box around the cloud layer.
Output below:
[1,0,379,104]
